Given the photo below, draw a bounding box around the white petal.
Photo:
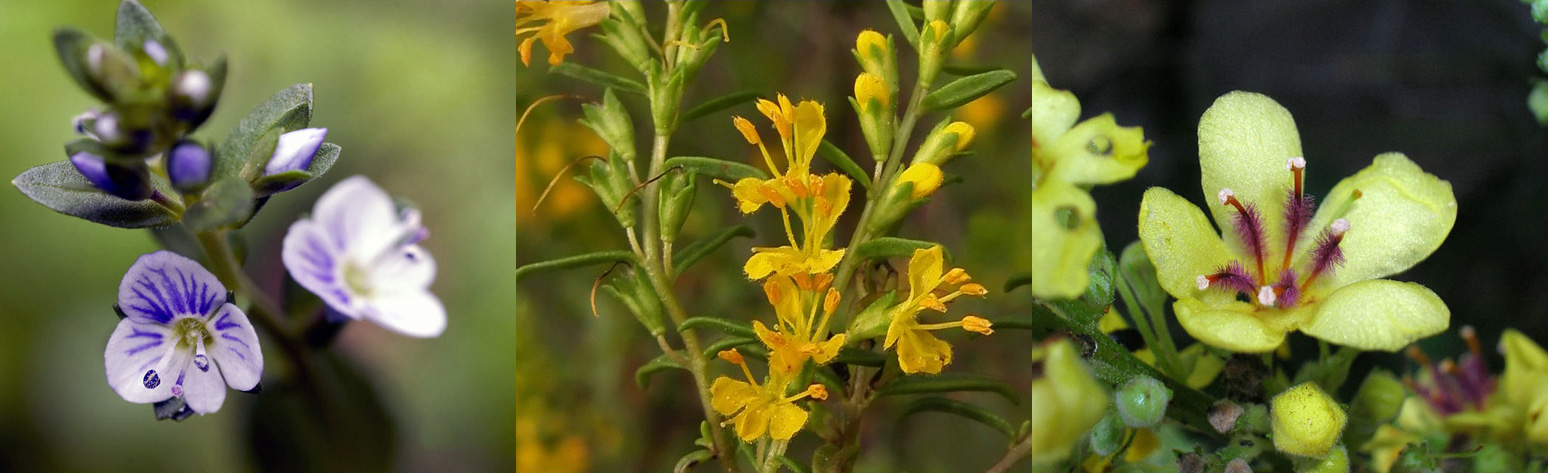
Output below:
[282,218,357,317]
[180,356,228,414]
[365,290,446,338]
[313,176,403,262]
[207,303,264,391]
[104,319,176,404]
[371,244,436,292]
[118,251,226,325]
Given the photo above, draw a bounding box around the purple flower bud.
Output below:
[166,140,212,192]
[70,152,153,201]
[264,128,328,176]
[142,40,169,66]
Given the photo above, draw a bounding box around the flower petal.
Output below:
[1197,91,1303,233]
[734,399,771,440]
[208,303,263,391]
[118,251,226,325]
[1500,329,1548,408]
[1173,298,1287,353]
[1046,114,1150,186]
[104,319,176,403]
[370,244,437,293]
[710,377,758,415]
[767,402,809,440]
[1030,78,1080,149]
[282,218,355,315]
[907,245,945,300]
[1304,153,1456,289]
[180,356,228,414]
[314,176,403,263]
[1031,181,1103,299]
[744,247,799,280]
[1301,279,1449,352]
[364,290,447,338]
[1136,187,1234,305]
[264,128,328,176]
[792,100,826,173]
[896,327,952,374]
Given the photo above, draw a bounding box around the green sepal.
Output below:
[573,155,637,228]
[515,250,636,283]
[595,17,653,73]
[182,177,255,232]
[602,267,667,337]
[648,65,687,134]
[817,139,873,190]
[635,353,686,389]
[661,156,768,182]
[877,372,1021,405]
[579,88,638,162]
[1045,243,1117,331]
[844,290,900,341]
[53,28,123,103]
[948,0,996,44]
[672,224,755,272]
[899,397,1017,438]
[215,84,314,182]
[678,316,756,339]
[658,170,696,244]
[922,69,1017,111]
[551,61,647,95]
[11,160,178,228]
[114,0,169,52]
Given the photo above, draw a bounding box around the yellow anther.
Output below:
[960,283,988,296]
[943,267,970,285]
[807,384,829,401]
[823,288,841,315]
[732,116,761,145]
[757,185,786,208]
[763,278,786,304]
[785,175,810,198]
[919,293,947,312]
[962,316,994,335]
[718,349,745,365]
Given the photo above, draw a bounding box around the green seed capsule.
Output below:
[1115,375,1172,428]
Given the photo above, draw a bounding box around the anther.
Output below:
[943,268,970,285]
[142,370,161,389]
[718,349,745,365]
[962,316,994,335]
[823,288,840,315]
[1217,188,1234,206]
[1257,286,1277,307]
[959,283,988,296]
[1330,218,1349,236]
[1197,275,1211,291]
[1462,326,1482,358]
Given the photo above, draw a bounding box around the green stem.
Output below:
[758,440,788,473]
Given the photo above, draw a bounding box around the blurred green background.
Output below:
[0,1,514,471]
[517,2,1032,472]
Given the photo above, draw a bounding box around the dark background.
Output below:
[1035,0,1548,376]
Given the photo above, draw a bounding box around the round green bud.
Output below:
[1088,412,1126,456]
[1115,375,1172,428]
[1270,383,1347,458]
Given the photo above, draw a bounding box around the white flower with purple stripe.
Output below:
[105,251,263,414]
[283,176,445,337]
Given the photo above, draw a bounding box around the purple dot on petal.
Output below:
[143,370,161,389]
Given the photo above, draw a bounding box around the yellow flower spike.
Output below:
[895,163,943,199]
[1029,339,1109,465]
[961,315,993,335]
[710,368,816,441]
[1138,92,1455,353]
[855,72,891,115]
[880,246,990,374]
[516,1,610,66]
[1271,382,1347,458]
[1046,113,1150,186]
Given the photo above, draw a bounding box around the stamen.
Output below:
[1199,261,1257,297]
[194,336,210,372]
[961,316,994,335]
[959,283,988,296]
[943,268,970,285]
[1406,345,1433,367]
[1300,219,1348,292]
[823,288,840,315]
[1218,188,1267,282]
[1256,286,1277,307]
[1272,269,1301,308]
[1461,326,1481,358]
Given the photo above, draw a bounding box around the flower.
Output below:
[69,151,153,201]
[105,251,263,414]
[517,1,610,66]
[894,163,942,199]
[1496,329,1548,445]
[1138,92,1456,353]
[282,176,445,337]
[1271,382,1347,457]
[756,274,846,376]
[166,139,211,192]
[1029,338,1109,465]
[710,349,828,441]
[882,246,990,374]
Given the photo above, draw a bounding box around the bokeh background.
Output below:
[1036,0,1548,396]
[517,2,1032,472]
[0,1,514,471]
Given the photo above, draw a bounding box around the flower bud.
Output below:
[263,128,328,176]
[911,121,975,167]
[895,163,942,200]
[854,72,894,161]
[917,20,954,86]
[658,169,697,244]
[69,152,154,201]
[168,67,222,128]
[1088,412,1125,456]
[1346,369,1405,447]
[166,140,212,193]
[923,0,953,23]
[1270,382,1347,458]
[1302,445,1350,473]
[1115,376,1172,428]
[949,1,996,44]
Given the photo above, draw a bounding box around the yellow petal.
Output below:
[896,326,952,374]
[1029,339,1109,464]
[1173,298,1287,353]
[792,100,826,173]
[1124,428,1160,461]
[906,246,945,301]
[896,163,943,199]
[710,377,758,415]
[1030,69,1080,149]
[744,247,800,279]
[807,248,845,275]
[733,399,771,440]
[1030,181,1102,299]
[1301,279,1449,352]
[1136,187,1234,305]
[731,177,771,214]
[767,402,810,440]
[883,306,913,349]
[1197,91,1303,234]
[1046,114,1150,186]
[1304,153,1457,290]
[1499,329,1548,408]
[1097,308,1129,333]
[812,334,846,365]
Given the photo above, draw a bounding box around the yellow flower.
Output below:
[854,73,890,115]
[1138,92,1456,353]
[516,1,610,67]
[1030,339,1109,465]
[755,275,846,376]
[710,350,828,441]
[882,246,990,374]
[1271,382,1347,458]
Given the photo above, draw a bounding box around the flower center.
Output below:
[344,261,374,298]
[143,316,214,393]
[1197,157,1360,309]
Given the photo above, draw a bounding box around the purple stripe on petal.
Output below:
[221,332,249,348]
[125,340,162,356]
[226,346,247,361]
[215,312,239,331]
[127,327,163,339]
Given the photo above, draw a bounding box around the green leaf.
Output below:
[681,90,761,124]
[679,316,756,339]
[11,160,178,228]
[54,28,113,102]
[941,63,1002,77]
[551,62,646,94]
[183,177,255,232]
[635,353,686,389]
[852,237,946,262]
[1047,243,1117,330]
[899,397,1017,438]
[884,0,920,46]
[921,69,1018,111]
[1116,241,1166,321]
[216,84,314,182]
[673,450,714,473]
[832,346,886,367]
[115,0,166,50]
[515,250,636,283]
[817,139,872,189]
[662,156,768,182]
[1004,272,1031,292]
[673,224,755,271]
[702,337,760,357]
[877,373,1021,404]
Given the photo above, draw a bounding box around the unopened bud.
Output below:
[264,128,328,176]
[166,140,212,193]
[69,152,154,201]
[895,163,943,199]
[1115,376,1172,428]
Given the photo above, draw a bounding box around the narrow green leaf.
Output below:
[11,160,177,229]
[852,237,946,262]
[832,346,886,367]
[817,139,872,189]
[635,353,686,389]
[681,89,761,124]
[899,397,1017,438]
[515,250,635,283]
[551,62,646,94]
[216,84,314,181]
[673,450,714,473]
[183,177,255,232]
[663,156,768,182]
[702,337,759,357]
[877,373,1021,404]
[884,0,920,46]
[679,316,756,339]
[1004,272,1031,292]
[54,28,112,102]
[941,63,1001,77]
[922,70,1018,111]
[673,224,755,271]
[115,0,165,50]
